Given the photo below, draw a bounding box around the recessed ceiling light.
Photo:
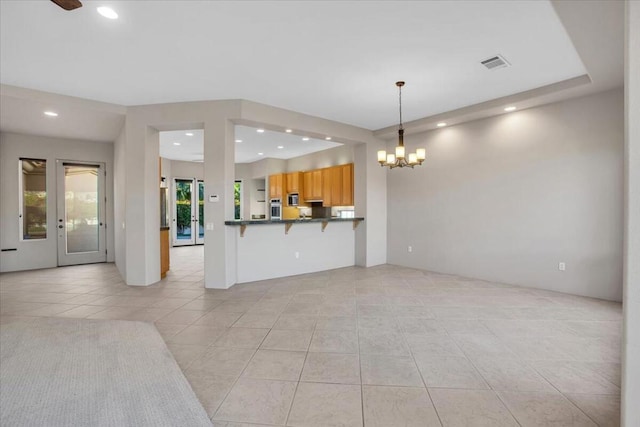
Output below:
[302,137,310,141]
[185,132,194,136]
[277,146,284,149]
[235,139,243,143]
[97,6,118,19]
[285,129,292,133]
[257,129,265,133]
[504,106,517,112]
[325,136,332,141]
[258,152,264,156]
[436,122,447,127]
[173,142,181,146]
[44,111,58,117]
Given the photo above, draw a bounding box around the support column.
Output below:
[622,1,640,424]
[203,118,237,288]
[124,117,161,286]
[354,139,387,267]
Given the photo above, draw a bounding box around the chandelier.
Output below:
[377,81,426,168]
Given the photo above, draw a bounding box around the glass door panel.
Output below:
[173,179,194,246]
[57,161,106,266]
[196,180,205,244]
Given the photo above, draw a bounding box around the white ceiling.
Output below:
[159,126,342,163]
[1,0,590,130]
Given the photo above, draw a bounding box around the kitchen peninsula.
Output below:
[227,162,362,283]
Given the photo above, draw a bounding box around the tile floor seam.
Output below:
[526,361,613,426]
[283,314,316,427]
[437,317,522,426]
[210,295,297,425]
[492,390,526,427]
[404,312,446,427]
[356,302,366,427]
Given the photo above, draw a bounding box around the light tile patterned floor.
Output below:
[0,246,622,426]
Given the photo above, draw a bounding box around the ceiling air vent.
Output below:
[480,54,510,70]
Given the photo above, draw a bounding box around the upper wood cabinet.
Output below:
[321,163,354,207]
[275,164,353,206]
[269,173,284,199]
[322,167,334,207]
[285,172,303,194]
[303,170,323,201]
[341,163,354,206]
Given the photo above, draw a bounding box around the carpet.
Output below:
[0,317,211,426]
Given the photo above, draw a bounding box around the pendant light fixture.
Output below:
[377,81,426,169]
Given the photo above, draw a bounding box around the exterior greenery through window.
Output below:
[20,159,47,240]
[175,180,192,239]
[234,181,242,220]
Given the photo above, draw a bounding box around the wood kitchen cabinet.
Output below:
[322,167,334,207]
[269,174,284,199]
[303,170,323,201]
[341,163,354,206]
[160,228,170,278]
[285,172,303,194]
[321,163,354,207]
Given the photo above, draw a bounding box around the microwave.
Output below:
[287,193,299,206]
[270,198,282,220]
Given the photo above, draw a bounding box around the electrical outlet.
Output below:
[295,251,300,259]
[558,262,566,271]
[408,246,413,253]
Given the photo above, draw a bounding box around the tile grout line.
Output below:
[204,294,274,423]
[283,299,317,427]
[356,294,366,427]
[399,297,445,427]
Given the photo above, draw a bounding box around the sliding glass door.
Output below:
[173,178,204,246]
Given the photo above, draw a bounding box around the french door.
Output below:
[173,178,204,246]
[56,161,107,266]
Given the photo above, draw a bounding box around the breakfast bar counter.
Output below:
[225,217,364,237]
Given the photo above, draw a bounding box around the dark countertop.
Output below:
[225,217,364,226]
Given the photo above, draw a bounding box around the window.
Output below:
[234,180,242,220]
[19,159,47,240]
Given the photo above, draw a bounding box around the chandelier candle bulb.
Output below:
[378,150,387,163]
[408,153,418,164]
[395,145,405,159]
[416,148,426,161]
[387,153,396,164]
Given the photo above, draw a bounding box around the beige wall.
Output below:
[0,132,115,272]
[286,144,355,172]
[169,159,204,180]
[622,1,640,424]
[386,89,624,301]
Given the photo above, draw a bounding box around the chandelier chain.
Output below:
[398,84,403,130]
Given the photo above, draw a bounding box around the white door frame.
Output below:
[56,160,107,266]
[195,180,205,245]
[173,177,205,246]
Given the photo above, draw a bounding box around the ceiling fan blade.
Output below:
[51,0,83,11]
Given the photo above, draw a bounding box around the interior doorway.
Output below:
[173,178,204,246]
[56,161,107,266]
